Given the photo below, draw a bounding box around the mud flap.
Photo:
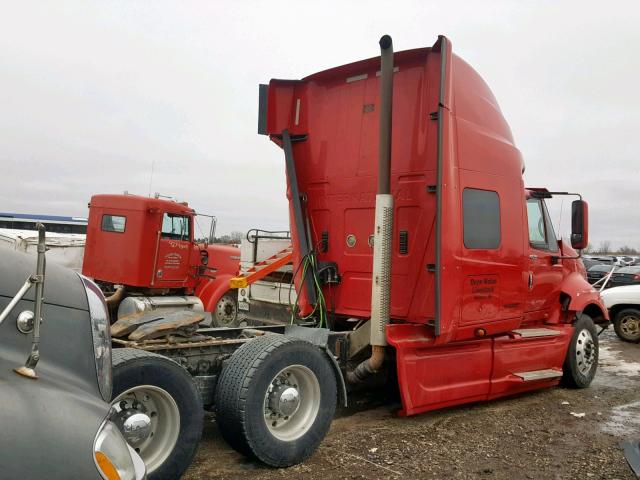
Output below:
[284,325,348,407]
[621,440,640,477]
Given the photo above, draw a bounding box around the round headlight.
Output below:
[80,275,112,401]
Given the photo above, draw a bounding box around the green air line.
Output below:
[289,252,328,328]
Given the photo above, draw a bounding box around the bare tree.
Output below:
[213,231,244,244]
[618,245,639,255]
[229,231,244,243]
[598,240,611,254]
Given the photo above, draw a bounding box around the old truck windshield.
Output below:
[161,213,190,241]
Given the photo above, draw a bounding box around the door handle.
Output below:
[529,255,538,260]
[528,272,533,290]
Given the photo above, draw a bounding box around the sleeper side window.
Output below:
[101,214,126,233]
[463,188,501,249]
[161,213,190,241]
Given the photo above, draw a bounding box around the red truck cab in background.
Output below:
[82,194,240,326]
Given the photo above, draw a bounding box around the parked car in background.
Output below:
[609,266,640,288]
[620,256,637,266]
[587,264,617,285]
[591,256,627,267]
[600,285,640,343]
[0,226,146,480]
[582,257,608,270]
[612,256,624,266]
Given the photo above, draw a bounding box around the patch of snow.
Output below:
[602,400,640,437]
[598,344,640,377]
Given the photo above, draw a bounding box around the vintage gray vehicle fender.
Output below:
[0,250,111,479]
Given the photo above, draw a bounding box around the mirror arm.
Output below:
[0,277,36,326]
[551,251,582,263]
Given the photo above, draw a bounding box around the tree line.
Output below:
[195,231,244,244]
[584,241,639,255]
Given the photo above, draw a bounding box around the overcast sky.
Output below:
[0,1,638,248]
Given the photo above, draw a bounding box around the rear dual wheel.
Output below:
[215,335,337,466]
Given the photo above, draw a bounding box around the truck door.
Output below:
[155,212,191,284]
[524,198,563,320]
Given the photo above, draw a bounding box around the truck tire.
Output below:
[111,348,203,480]
[215,335,337,466]
[613,308,640,343]
[212,294,240,327]
[562,314,599,388]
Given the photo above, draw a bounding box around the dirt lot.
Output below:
[185,330,639,479]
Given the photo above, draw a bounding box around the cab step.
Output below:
[512,328,561,338]
[513,369,563,382]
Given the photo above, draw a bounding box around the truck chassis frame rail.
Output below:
[113,324,348,406]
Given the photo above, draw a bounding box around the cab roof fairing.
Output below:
[261,40,525,178]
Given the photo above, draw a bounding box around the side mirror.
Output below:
[571,200,589,250]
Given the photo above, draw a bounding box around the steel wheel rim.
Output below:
[112,385,180,474]
[620,315,640,339]
[263,364,320,441]
[575,328,596,375]
[216,296,237,325]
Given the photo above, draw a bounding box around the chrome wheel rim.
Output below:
[263,365,320,441]
[112,385,180,474]
[215,296,237,326]
[620,315,640,340]
[575,329,596,375]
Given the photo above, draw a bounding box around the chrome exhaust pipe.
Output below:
[348,34,394,383]
[105,285,126,308]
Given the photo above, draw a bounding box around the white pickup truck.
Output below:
[600,285,640,342]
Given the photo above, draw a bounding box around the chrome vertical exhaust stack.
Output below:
[348,35,395,383]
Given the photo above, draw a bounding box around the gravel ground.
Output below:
[184,330,639,479]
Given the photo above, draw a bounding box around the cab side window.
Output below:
[526,198,558,252]
[101,214,126,233]
[161,213,190,241]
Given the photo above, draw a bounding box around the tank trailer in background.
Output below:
[80,35,609,477]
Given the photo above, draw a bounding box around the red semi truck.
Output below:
[240,33,607,444]
[80,35,609,478]
[83,194,241,327]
